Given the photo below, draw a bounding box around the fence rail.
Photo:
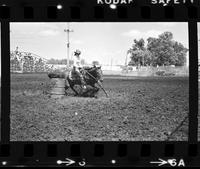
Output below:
[103,66,189,76]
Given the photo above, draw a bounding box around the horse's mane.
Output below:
[82,66,100,79]
[83,66,96,73]
[83,66,94,71]
[68,66,102,82]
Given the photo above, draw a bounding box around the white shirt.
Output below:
[73,55,82,68]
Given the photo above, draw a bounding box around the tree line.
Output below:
[47,58,86,65]
[127,32,188,67]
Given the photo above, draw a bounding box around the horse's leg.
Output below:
[65,79,69,89]
[64,79,70,95]
[70,84,79,96]
[89,84,99,98]
[91,84,99,93]
[65,77,77,95]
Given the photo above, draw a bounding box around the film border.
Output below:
[0,0,199,167]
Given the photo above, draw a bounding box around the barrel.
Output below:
[50,78,65,98]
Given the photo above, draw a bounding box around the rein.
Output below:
[84,69,98,82]
[84,69,109,98]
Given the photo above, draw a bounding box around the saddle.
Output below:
[69,66,94,81]
[69,68,84,80]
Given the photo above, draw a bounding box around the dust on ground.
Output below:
[10,73,189,141]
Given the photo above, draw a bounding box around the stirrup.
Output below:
[82,85,86,89]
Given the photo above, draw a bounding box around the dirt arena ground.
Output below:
[198,81,200,141]
[10,73,189,141]
[0,86,1,140]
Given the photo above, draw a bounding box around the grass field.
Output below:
[10,73,189,141]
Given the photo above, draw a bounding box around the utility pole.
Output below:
[64,23,73,68]
[142,55,144,67]
[125,52,128,66]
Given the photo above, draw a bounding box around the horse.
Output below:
[64,66,104,97]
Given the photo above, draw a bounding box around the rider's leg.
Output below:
[76,68,86,89]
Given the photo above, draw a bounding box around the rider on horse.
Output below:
[72,49,87,89]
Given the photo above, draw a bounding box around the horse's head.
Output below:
[92,65,103,83]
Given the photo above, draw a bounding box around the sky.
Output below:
[10,22,189,66]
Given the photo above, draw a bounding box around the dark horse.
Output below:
[64,66,103,97]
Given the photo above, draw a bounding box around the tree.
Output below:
[173,42,188,66]
[147,32,174,66]
[133,39,145,50]
[159,31,173,41]
[147,37,160,66]
[47,58,74,65]
[128,38,152,66]
[128,50,143,66]
[146,31,188,66]
[128,31,188,67]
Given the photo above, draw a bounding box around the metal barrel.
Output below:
[50,78,65,97]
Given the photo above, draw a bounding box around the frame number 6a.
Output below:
[150,158,185,167]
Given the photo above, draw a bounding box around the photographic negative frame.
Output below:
[0,0,200,167]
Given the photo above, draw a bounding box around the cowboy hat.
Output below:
[74,49,81,55]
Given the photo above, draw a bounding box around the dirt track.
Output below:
[10,73,189,141]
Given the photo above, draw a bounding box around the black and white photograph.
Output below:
[10,22,189,141]
[198,22,200,141]
[0,24,1,141]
